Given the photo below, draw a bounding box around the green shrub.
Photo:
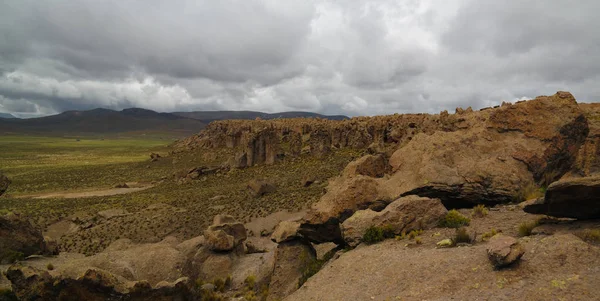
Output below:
[481,228,499,241]
[472,204,488,218]
[439,210,471,228]
[576,229,600,243]
[47,263,54,270]
[0,250,24,264]
[451,227,473,244]
[362,224,395,244]
[518,220,539,237]
[515,184,545,202]
[408,229,423,239]
[415,237,423,245]
[244,275,256,290]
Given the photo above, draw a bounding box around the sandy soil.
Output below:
[17,183,153,199]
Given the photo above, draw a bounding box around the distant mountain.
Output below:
[0,113,15,119]
[0,108,206,136]
[173,110,348,123]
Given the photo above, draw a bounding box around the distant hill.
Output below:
[0,108,206,137]
[0,113,15,119]
[173,110,348,123]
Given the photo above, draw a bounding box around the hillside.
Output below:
[173,110,348,123]
[0,108,206,137]
[0,113,15,119]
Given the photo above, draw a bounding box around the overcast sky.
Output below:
[1,0,599,117]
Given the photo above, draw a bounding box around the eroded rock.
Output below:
[0,213,48,264]
[267,241,316,301]
[523,176,600,219]
[486,235,525,268]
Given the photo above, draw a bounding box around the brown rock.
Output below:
[247,179,277,197]
[0,213,48,264]
[341,196,447,247]
[486,235,525,268]
[523,176,600,219]
[150,152,161,161]
[271,220,301,243]
[267,241,316,301]
[204,229,235,252]
[344,154,388,178]
[204,214,247,252]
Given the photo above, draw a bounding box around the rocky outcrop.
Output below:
[343,154,389,178]
[486,235,525,268]
[0,213,48,264]
[341,196,447,247]
[267,240,316,301]
[298,92,590,244]
[247,179,277,197]
[204,215,247,252]
[523,176,600,219]
[271,220,301,243]
[0,173,9,196]
[6,266,192,301]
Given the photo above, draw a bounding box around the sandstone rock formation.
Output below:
[486,235,525,268]
[523,176,600,219]
[247,179,277,197]
[0,173,9,196]
[341,196,447,247]
[0,213,49,264]
[204,214,247,252]
[298,92,590,244]
[267,240,316,301]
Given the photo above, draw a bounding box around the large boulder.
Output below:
[341,196,447,247]
[271,220,301,243]
[204,215,247,252]
[486,235,525,268]
[343,154,388,178]
[523,176,600,219]
[247,179,277,197]
[0,173,9,196]
[6,266,192,301]
[0,214,48,264]
[267,241,316,301]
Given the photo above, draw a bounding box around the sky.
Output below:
[0,0,599,118]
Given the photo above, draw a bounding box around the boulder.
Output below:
[267,241,316,301]
[150,152,161,161]
[486,235,525,268]
[343,154,388,178]
[247,179,277,197]
[0,213,48,264]
[271,220,301,243]
[0,173,10,196]
[204,215,247,252]
[6,266,193,300]
[523,176,600,219]
[341,196,447,247]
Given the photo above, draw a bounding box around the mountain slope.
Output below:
[0,113,15,119]
[173,110,348,122]
[0,108,206,136]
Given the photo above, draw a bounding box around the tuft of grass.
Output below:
[472,204,488,218]
[451,227,474,245]
[515,183,545,202]
[576,229,600,243]
[518,220,539,237]
[46,263,54,270]
[363,224,395,244]
[482,228,499,241]
[439,210,471,228]
[415,237,423,245]
[244,275,256,291]
[408,229,423,240]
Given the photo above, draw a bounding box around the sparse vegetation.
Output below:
[363,224,395,244]
[439,210,471,228]
[451,227,474,245]
[482,228,499,241]
[408,229,423,239]
[472,204,488,218]
[515,183,545,202]
[518,220,540,237]
[47,263,54,270]
[244,275,257,290]
[575,229,600,243]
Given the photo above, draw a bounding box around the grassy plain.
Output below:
[0,134,360,255]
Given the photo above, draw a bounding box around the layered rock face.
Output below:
[523,176,600,219]
[298,92,590,243]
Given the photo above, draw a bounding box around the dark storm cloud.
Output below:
[0,0,599,117]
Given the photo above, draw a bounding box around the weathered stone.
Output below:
[486,235,525,268]
[523,176,600,219]
[341,196,447,247]
[204,215,247,252]
[267,241,316,301]
[204,229,235,251]
[0,213,48,264]
[247,179,277,197]
[343,154,388,178]
[271,220,301,243]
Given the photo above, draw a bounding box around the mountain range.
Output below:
[0,108,348,136]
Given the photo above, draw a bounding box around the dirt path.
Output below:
[18,183,153,199]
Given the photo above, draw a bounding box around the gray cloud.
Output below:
[0,0,599,117]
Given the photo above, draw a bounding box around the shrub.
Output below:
[415,237,423,245]
[481,228,499,241]
[244,275,256,290]
[518,220,539,237]
[362,224,395,244]
[515,184,545,202]
[439,210,471,228]
[576,229,600,243]
[47,263,54,270]
[408,229,423,240]
[472,204,488,218]
[451,227,473,244]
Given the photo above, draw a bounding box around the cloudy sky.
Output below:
[1,0,599,117]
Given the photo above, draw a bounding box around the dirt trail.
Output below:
[18,183,153,199]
